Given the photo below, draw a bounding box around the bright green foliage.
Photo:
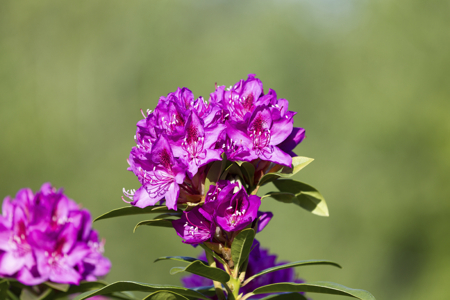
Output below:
[252,282,376,300]
[230,229,256,273]
[267,179,329,216]
[258,157,314,186]
[243,260,342,286]
[133,219,174,232]
[154,256,209,265]
[143,291,189,300]
[94,206,174,222]
[169,261,230,283]
[72,281,210,300]
[259,293,307,300]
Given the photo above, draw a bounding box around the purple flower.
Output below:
[0,183,111,285]
[200,181,262,233]
[182,245,305,299]
[126,74,305,210]
[277,127,306,157]
[226,106,294,167]
[171,111,224,177]
[172,207,215,245]
[30,224,90,285]
[125,135,186,210]
[214,186,261,232]
[208,74,302,166]
[216,74,265,122]
[0,205,35,279]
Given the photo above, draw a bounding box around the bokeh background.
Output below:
[1,0,449,299]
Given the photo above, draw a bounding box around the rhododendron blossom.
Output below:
[124,74,305,211]
[0,183,110,285]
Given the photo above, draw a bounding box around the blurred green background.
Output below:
[1,0,449,299]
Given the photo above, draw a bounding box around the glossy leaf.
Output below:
[220,163,244,181]
[271,179,329,217]
[72,281,210,300]
[94,206,172,222]
[231,228,255,272]
[7,290,19,300]
[243,260,341,286]
[258,157,314,186]
[154,256,208,265]
[44,281,69,292]
[240,162,255,187]
[205,160,225,196]
[199,244,228,267]
[133,219,173,232]
[20,288,52,300]
[153,213,182,219]
[0,280,8,300]
[169,260,230,283]
[143,291,189,300]
[259,292,307,300]
[253,282,376,300]
[65,281,107,294]
[282,157,314,176]
[191,285,216,297]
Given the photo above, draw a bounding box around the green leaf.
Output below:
[220,163,244,181]
[258,292,307,300]
[143,291,189,300]
[44,281,69,292]
[243,260,341,286]
[0,280,9,300]
[72,281,210,300]
[20,288,52,300]
[133,219,173,232]
[66,281,108,294]
[199,244,228,267]
[7,290,20,300]
[205,160,225,196]
[240,162,255,187]
[169,261,230,283]
[258,157,314,186]
[57,281,137,300]
[153,213,182,219]
[271,179,329,217]
[231,228,256,273]
[252,282,376,300]
[94,206,172,222]
[191,286,216,297]
[154,256,208,265]
[282,156,314,176]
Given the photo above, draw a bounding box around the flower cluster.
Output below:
[182,246,305,299]
[123,74,305,211]
[0,183,111,285]
[172,180,271,245]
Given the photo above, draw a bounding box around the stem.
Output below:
[205,251,226,300]
[251,185,260,195]
[228,277,241,300]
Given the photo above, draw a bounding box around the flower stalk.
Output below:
[205,251,226,300]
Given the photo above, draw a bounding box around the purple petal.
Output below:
[131,186,162,208]
[17,265,46,285]
[150,136,176,170]
[268,146,292,167]
[269,114,294,145]
[226,121,252,145]
[256,211,273,232]
[277,127,306,157]
[165,182,180,211]
[49,265,81,285]
[0,251,25,275]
